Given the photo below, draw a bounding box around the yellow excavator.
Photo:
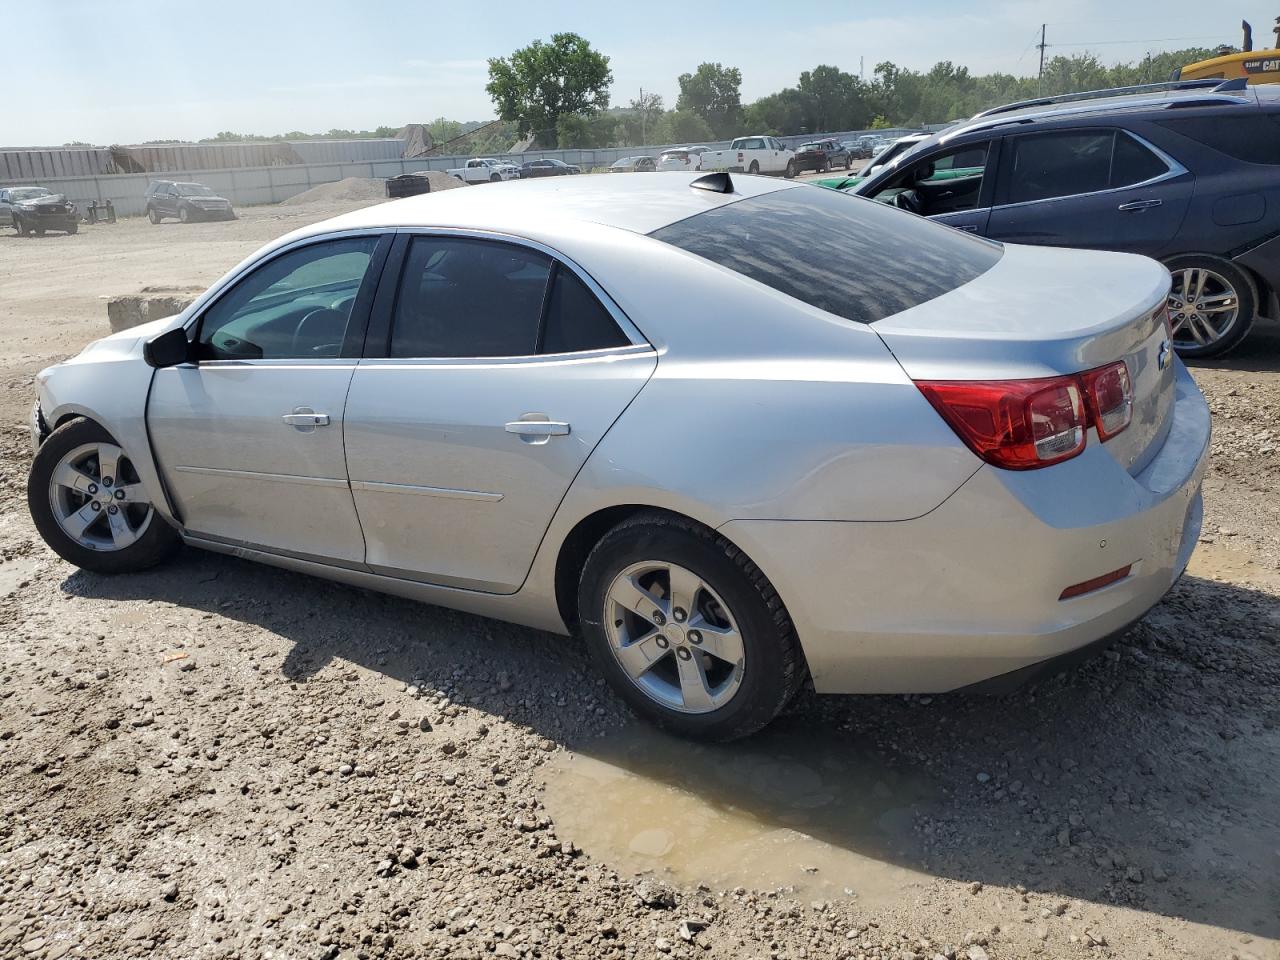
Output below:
[1174,18,1280,83]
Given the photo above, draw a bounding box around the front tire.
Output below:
[148,206,161,224]
[28,419,180,575]
[784,160,797,179]
[14,217,28,236]
[578,512,805,741]
[490,173,501,183]
[66,223,78,235]
[1163,254,1257,359]
[178,206,191,223]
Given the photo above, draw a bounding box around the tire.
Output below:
[845,156,852,170]
[66,223,78,235]
[28,418,180,575]
[148,206,161,224]
[748,160,760,174]
[784,160,797,180]
[34,227,44,236]
[1163,254,1258,359]
[490,173,501,183]
[578,511,805,741]
[179,206,191,223]
[14,217,28,236]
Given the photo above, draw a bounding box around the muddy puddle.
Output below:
[0,556,40,598]
[1187,539,1280,591]
[540,722,935,902]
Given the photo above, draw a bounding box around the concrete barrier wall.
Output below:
[0,128,927,218]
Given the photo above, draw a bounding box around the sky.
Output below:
[3,0,1275,145]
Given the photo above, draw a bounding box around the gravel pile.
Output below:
[281,171,464,208]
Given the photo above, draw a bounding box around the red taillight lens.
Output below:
[917,361,1134,470]
[916,377,1087,469]
[1079,361,1132,440]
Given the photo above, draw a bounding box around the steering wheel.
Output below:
[291,307,347,356]
[893,190,922,214]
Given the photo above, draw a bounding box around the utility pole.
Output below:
[1037,24,1047,96]
[640,87,646,144]
[860,56,864,81]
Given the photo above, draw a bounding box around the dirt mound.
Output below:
[281,177,388,206]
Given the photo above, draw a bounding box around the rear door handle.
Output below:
[1118,199,1162,211]
[956,224,979,233]
[505,420,570,437]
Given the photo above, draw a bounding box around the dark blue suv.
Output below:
[848,80,1280,358]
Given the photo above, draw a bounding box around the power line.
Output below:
[1046,34,1226,47]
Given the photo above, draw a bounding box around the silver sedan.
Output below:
[27,172,1210,739]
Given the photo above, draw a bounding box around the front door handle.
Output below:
[956,223,979,233]
[505,420,570,437]
[1118,199,1163,211]
[283,409,331,429]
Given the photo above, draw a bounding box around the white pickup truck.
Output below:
[699,136,796,178]
[447,158,521,184]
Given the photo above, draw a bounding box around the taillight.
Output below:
[1079,361,1132,440]
[916,360,1133,470]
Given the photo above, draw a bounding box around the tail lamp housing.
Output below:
[916,360,1133,471]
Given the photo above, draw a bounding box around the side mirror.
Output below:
[144,327,192,368]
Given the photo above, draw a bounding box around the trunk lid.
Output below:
[873,243,1175,474]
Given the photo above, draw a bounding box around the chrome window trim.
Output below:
[356,342,655,369]
[992,130,1188,212]
[389,225,652,355]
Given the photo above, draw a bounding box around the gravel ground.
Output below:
[0,204,1278,960]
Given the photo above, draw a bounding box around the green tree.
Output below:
[428,117,464,146]
[666,109,716,144]
[486,33,612,147]
[554,112,618,148]
[676,62,744,138]
[618,91,665,145]
[797,65,870,131]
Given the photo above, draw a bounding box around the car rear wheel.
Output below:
[28,418,180,575]
[148,207,161,224]
[784,160,796,179]
[1164,255,1257,359]
[748,160,760,174]
[578,512,805,741]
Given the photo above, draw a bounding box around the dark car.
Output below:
[9,189,78,235]
[851,79,1280,357]
[793,139,852,173]
[145,180,236,224]
[519,158,581,178]
[608,156,657,173]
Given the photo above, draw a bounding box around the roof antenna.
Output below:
[690,172,734,194]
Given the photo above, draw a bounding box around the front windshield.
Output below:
[12,188,52,201]
[176,183,214,196]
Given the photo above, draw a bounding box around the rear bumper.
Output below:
[722,360,1210,695]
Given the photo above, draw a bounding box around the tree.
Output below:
[665,109,715,144]
[618,91,664,145]
[555,112,617,149]
[486,33,612,147]
[797,65,869,132]
[428,117,463,146]
[676,62,744,138]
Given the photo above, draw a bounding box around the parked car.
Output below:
[145,181,236,224]
[657,147,706,171]
[448,158,521,183]
[610,156,656,173]
[792,139,853,173]
[699,136,797,177]
[518,158,581,178]
[842,139,871,159]
[1,186,56,226]
[850,79,1280,357]
[9,190,78,235]
[857,133,928,176]
[26,172,1207,740]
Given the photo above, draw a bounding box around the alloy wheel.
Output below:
[1168,267,1239,349]
[48,442,154,551]
[603,561,745,714]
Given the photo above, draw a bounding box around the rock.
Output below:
[1125,865,1144,883]
[1057,825,1071,847]
[679,918,709,942]
[418,717,432,732]
[160,881,178,902]
[635,878,677,910]
[1085,929,1107,947]
[178,658,195,672]
[965,946,989,960]
[440,740,457,755]
[95,669,109,680]
[107,290,199,333]
[1152,865,1168,882]
[398,848,418,869]
[655,937,673,954]
[975,772,991,783]
[338,764,354,776]
[968,881,983,894]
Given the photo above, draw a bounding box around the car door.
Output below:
[343,232,657,593]
[986,128,1193,254]
[863,139,1000,235]
[147,232,391,565]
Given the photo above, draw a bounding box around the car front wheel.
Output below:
[148,206,161,224]
[28,418,180,574]
[784,160,797,179]
[578,512,805,740]
[178,206,191,223]
[1164,255,1257,359]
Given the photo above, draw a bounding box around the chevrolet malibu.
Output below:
[27,172,1210,740]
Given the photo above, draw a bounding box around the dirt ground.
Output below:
[1,203,1278,960]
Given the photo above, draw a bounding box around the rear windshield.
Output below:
[649,186,1002,324]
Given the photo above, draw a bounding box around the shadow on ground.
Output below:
[64,547,1280,939]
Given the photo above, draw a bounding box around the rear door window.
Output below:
[1110,132,1170,186]
[650,187,1002,324]
[540,268,630,354]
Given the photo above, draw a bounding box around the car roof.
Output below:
[310,172,800,239]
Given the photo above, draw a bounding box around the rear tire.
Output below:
[784,160,796,179]
[179,206,191,223]
[28,419,180,575]
[578,511,805,741]
[148,206,161,224]
[748,160,760,174]
[1163,254,1257,359]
